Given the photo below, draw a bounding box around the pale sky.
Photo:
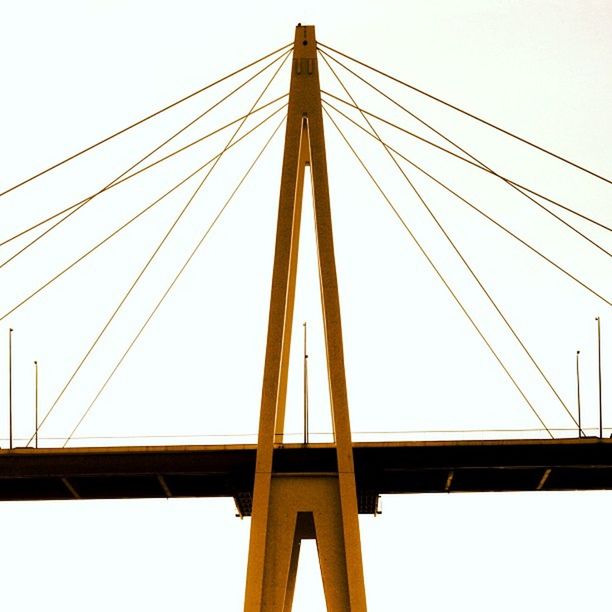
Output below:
[0,1,611,610]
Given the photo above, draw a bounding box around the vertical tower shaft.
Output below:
[244,25,367,611]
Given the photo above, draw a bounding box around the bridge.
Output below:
[2,439,612,506]
[0,22,610,611]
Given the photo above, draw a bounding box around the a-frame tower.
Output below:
[244,25,367,611]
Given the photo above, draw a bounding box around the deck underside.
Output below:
[1,439,611,513]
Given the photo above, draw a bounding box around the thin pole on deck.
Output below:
[596,317,602,438]
[8,328,13,450]
[34,360,39,449]
[303,322,309,444]
[576,350,582,438]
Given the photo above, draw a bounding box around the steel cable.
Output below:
[0,42,293,198]
[324,98,611,308]
[323,107,553,437]
[0,103,287,323]
[318,42,612,187]
[27,53,291,445]
[0,93,288,250]
[318,50,612,257]
[319,58,583,431]
[320,91,611,235]
[62,114,287,446]
[0,50,292,270]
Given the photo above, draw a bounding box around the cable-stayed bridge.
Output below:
[0,24,610,611]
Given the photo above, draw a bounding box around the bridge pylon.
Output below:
[243,25,367,611]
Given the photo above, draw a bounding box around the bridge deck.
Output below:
[1,439,611,513]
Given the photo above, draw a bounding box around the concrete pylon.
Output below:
[243,24,367,612]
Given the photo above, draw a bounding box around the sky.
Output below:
[0,0,611,610]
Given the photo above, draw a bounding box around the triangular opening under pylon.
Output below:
[292,537,327,610]
[281,164,334,444]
